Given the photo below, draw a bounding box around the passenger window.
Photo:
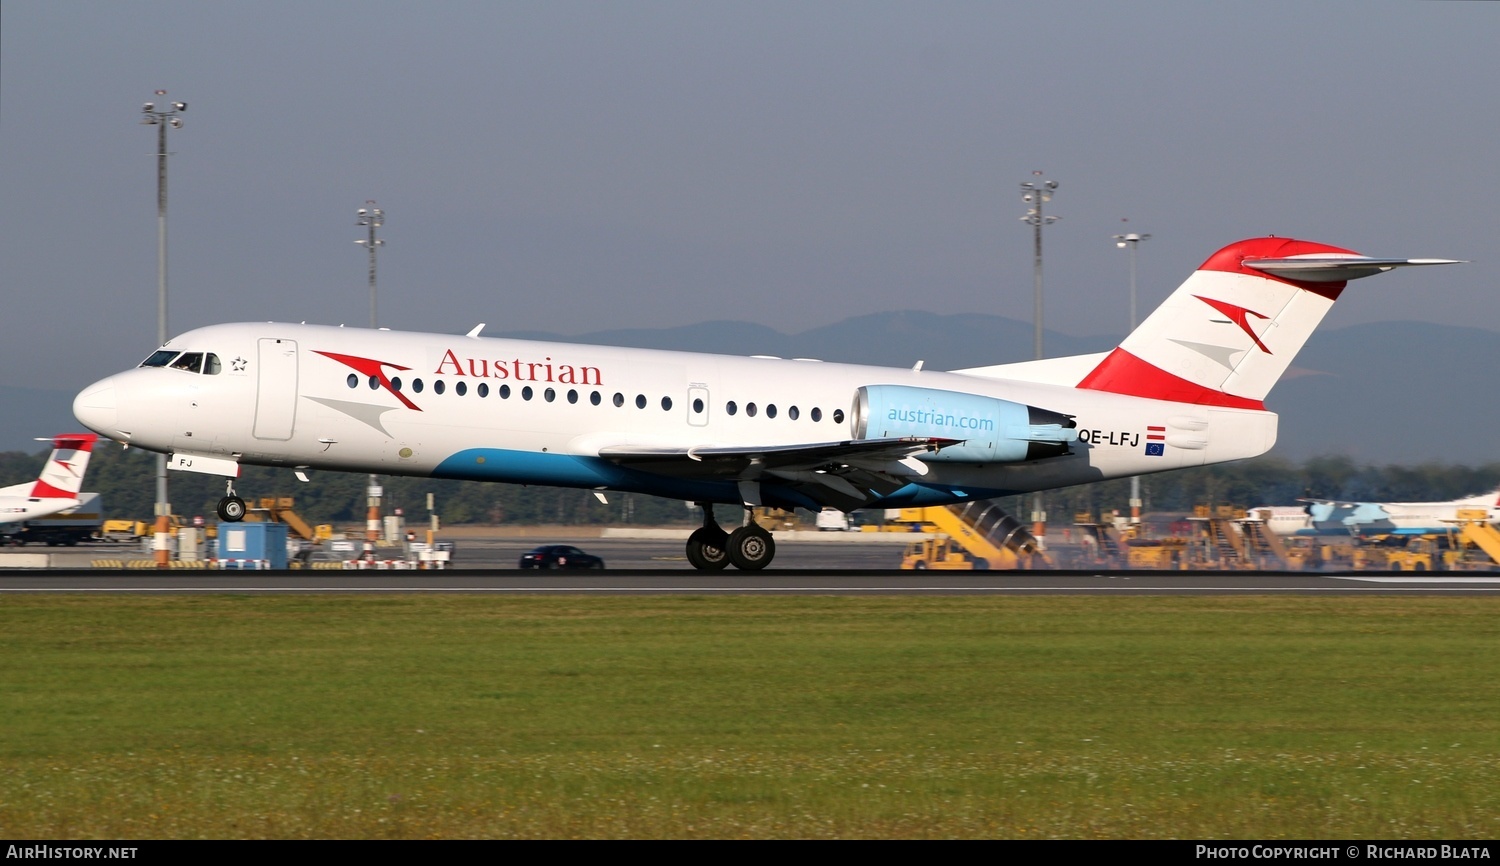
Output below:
[833,409,845,424]
[726,401,737,416]
[412,378,424,393]
[693,398,704,414]
[204,354,223,375]
[434,380,446,395]
[455,381,467,396]
[499,384,511,399]
[591,391,602,406]
[766,404,777,419]
[392,377,403,390]
[522,386,534,401]
[812,407,822,422]
[635,394,647,409]
[347,374,359,389]
[613,393,624,407]
[369,376,380,390]
[568,390,579,404]
[170,352,203,373]
[661,396,672,411]
[788,406,799,421]
[140,350,178,368]
[746,402,758,417]
[477,383,489,398]
[545,388,556,402]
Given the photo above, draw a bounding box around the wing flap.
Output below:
[597,436,960,510]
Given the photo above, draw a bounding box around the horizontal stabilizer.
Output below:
[1243,255,1463,283]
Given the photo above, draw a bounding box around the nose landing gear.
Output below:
[216,479,246,522]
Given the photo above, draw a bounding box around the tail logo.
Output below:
[1195,295,1272,354]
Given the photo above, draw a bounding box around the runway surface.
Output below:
[4,570,1500,595]
[4,535,1498,594]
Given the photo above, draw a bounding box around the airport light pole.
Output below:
[1019,173,1059,543]
[355,202,384,330]
[141,91,187,567]
[355,203,386,559]
[1113,228,1151,528]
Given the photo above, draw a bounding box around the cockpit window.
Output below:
[170,352,204,373]
[204,353,222,375]
[140,350,178,368]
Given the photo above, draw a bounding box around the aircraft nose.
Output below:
[73,377,118,437]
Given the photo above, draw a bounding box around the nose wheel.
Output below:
[217,479,246,522]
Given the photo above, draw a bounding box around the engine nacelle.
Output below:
[852,384,1078,463]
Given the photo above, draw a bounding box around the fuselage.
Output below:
[73,322,1278,512]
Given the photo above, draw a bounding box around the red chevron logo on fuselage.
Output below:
[1194,295,1272,354]
[314,350,422,411]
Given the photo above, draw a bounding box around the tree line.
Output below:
[2,443,1496,528]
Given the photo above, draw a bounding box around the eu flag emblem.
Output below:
[1145,442,1165,457]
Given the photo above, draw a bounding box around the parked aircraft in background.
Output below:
[0,433,99,525]
[72,236,1459,570]
[1256,489,1500,537]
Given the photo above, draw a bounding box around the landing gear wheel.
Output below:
[727,524,776,571]
[686,527,731,571]
[217,495,247,522]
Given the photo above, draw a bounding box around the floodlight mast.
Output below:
[140,90,187,567]
[1019,173,1059,360]
[1113,226,1152,526]
[1019,172,1059,543]
[355,202,387,559]
[355,202,385,330]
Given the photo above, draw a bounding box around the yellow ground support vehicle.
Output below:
[901,537,984,570]
[892,502,1049,570]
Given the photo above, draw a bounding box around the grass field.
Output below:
[1,594,1496,839]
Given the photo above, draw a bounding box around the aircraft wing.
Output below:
[597,436,960,510]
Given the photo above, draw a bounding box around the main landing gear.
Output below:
[685,504,776,571]
[217,479,246,522]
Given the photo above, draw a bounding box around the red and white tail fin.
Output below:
[29,433,98,498]
[1078,237,1460,409]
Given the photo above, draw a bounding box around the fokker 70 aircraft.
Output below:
[0,433,98,526]
[1256,489,1500,538]
[73,237,1458,570]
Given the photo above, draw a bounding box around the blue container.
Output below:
[215,522,289,569]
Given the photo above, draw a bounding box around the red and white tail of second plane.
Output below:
[71,236,1460,569]
[0,433,99,525]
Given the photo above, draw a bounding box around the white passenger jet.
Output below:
[0,433,99,525]
[72,237,1459,570]
[1255,489,1500,538]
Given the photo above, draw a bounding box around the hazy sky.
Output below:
[2,1,1496,397]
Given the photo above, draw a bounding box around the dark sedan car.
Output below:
[518,545,606,570]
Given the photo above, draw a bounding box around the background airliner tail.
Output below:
[27,433,98,499]
[1077,237,1460,409]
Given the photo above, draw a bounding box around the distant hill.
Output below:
[5,315,1495,465]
